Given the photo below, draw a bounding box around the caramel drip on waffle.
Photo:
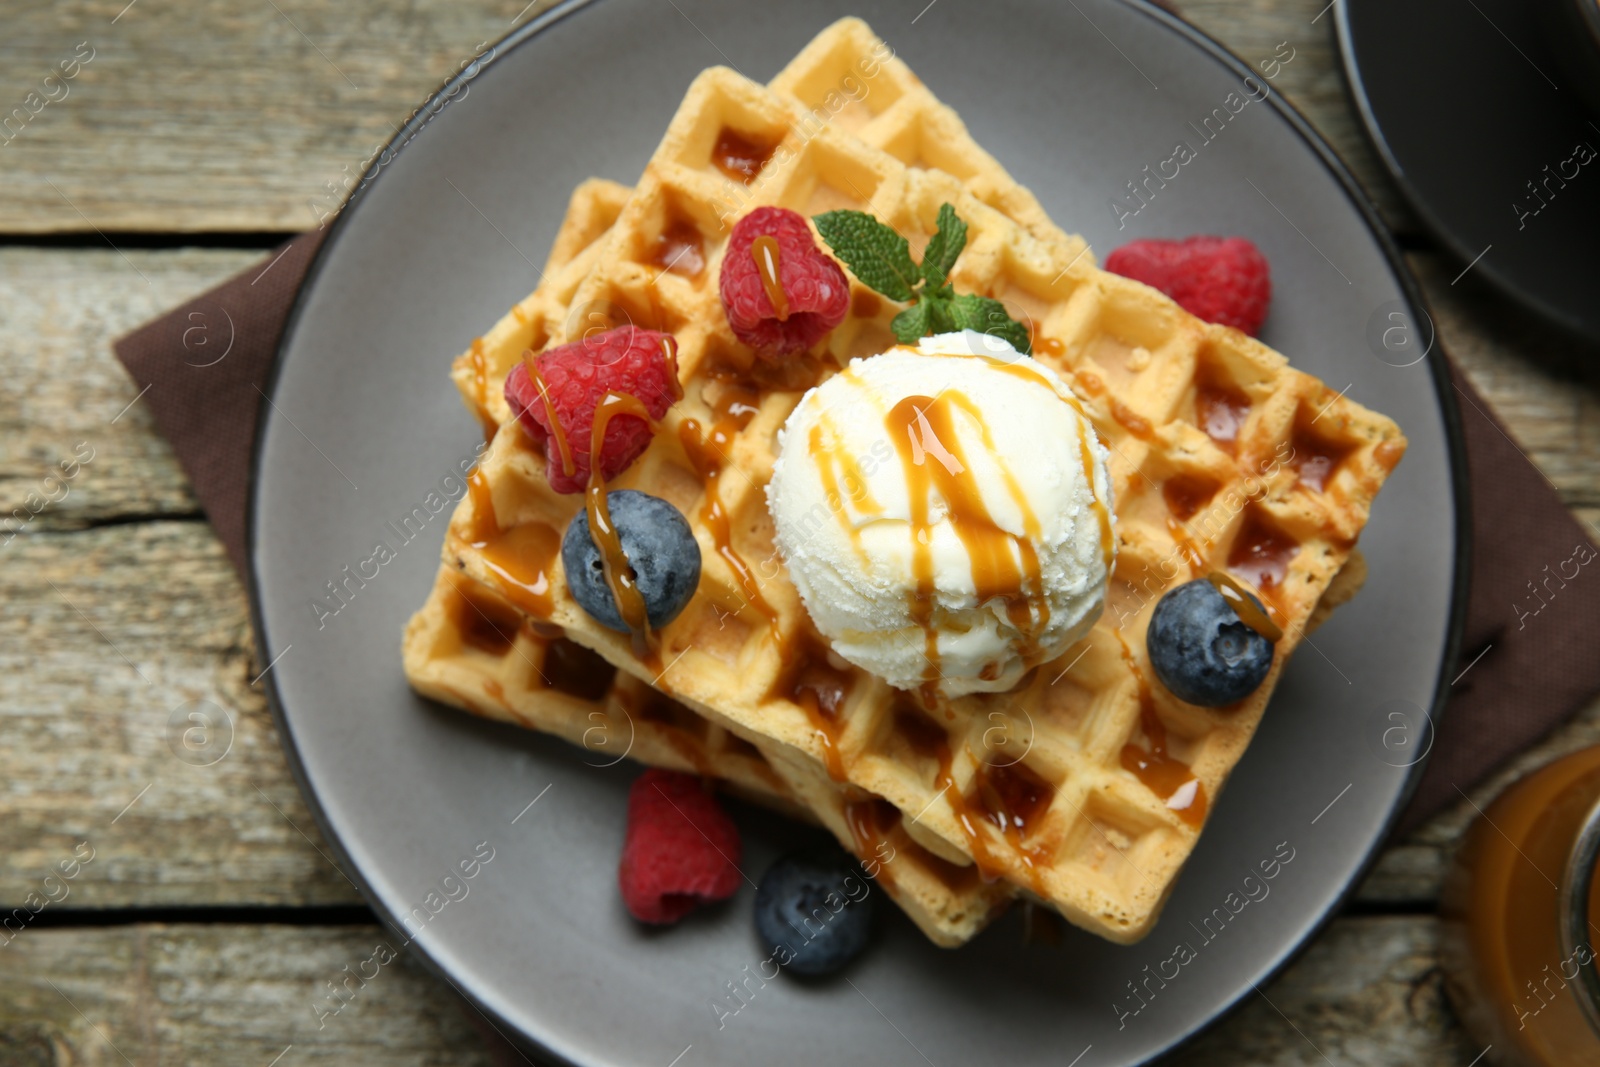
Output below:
[468,338,496,442]
[769,631,852,781]
[465,468,498,543]
[882,392,1050,698]
[844,800,900,891]
[587,391,662,664]
[894,701,1051,894]
[678,384,780,634]
[522,350,576,479]
[1114,633,1207,828]
[477,522,563,619]
[656,335,684,403]
[460,467,564,621]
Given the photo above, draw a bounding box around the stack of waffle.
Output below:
[404,18,1403,947]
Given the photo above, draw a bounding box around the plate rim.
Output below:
[1335,0,1599,345]
[246,1,1473,1061]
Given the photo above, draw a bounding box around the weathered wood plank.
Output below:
[0,520,360,907]
[0,0,543,233]
[0,918,1475,1065]
[0,0,1412,235]
[0,925,495,1066]
[1172,917,1481,1065]
[0,248,256,532]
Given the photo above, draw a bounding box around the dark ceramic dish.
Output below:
[252,1,1468,1063]
[1340,0,1600,344]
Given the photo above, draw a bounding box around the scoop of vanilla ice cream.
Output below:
[767,331,1115,697]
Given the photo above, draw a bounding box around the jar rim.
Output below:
[1560,791,1600,1036]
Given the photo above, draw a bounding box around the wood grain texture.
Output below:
[1172,917,1482,1066]
[0,0,548,234]
[0,925,495,1066]
[0,0,1414,235]
[0,518,361,908]
[0,918,1473,1066]
[0,248,246,531]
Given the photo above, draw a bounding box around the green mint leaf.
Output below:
[813,210,919,303]
[890,301,931,344]
[949,293,1032,354]
[923,290,957,336]
[919,203,967,290]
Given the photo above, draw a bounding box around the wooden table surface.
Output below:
[3,0,1597,1063]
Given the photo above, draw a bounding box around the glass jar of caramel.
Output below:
[1441,746,1600,1065]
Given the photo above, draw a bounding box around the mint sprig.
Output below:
[813,202,1031,354]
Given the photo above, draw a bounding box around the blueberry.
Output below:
[754,850,877,977]
[1147,579,1275,707]
[562,491,701,632]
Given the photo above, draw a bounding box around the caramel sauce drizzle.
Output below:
[651,217,705,278]
[1289,423,1352,494]
[770,632,852,780]
[465,467,499,543]
[1161,474,1218,523]
[1114,635,1207,828]
[807,417,883,564]
[521,350,575,479]
[459,468,567,621]
[751,234,789,321]
[1226,510,1299,605]
[884,392,1049,697]
[971,759,1057,892]
[844,799,900,892]
[586,391,663,664]
[678,385,780,634]
[1195,369,1251,454]
[468,338,497,442]
[914,345,1114,575]
[710,127,776,183]
[1166,516,1207,576]
[895,701,1051,893]
[476,521,564,619]
[945,392,1050,647]
[656,335,684,403]
[1206,571,1283,643]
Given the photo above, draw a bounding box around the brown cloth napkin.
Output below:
[114,240,1599,831]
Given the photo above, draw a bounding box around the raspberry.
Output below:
[1105,236,1272,336]
[719,206,850,358]
[504,326,680,493]
[618,768,743,924]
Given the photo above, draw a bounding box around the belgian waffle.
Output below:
[448,18,1089,433]
[451,176,634,439]
[415,176,1014,946]
[442,23,1406,942]
[404,564,1014,945]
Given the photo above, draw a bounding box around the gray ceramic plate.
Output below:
[251,1,1468,1063]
